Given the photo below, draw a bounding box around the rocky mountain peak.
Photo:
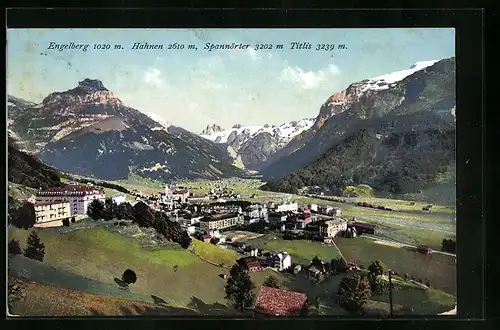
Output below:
[78,79,108,92]
[201,124,224,135]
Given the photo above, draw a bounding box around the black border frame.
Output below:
[4,6,489,330]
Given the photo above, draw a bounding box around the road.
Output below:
[361,234,456,258]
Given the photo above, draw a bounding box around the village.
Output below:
[12,178,455,317]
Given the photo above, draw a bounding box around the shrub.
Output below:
[121,269,137,285]
[8,239,22,255]
[337,275,371,312]
[368,260,386,276]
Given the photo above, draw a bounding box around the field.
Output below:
[8,225,455,316]
[240,232,456,296]
[188,239,240,267]
[334,237,456,295]
[241,233,343,265]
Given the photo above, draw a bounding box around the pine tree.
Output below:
[225,264,256,312]
[23,231,45,262]
[180,231,192,249]
[263,275,281,289]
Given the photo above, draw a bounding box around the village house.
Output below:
[237,256,262,272]
[112,193,127,205]
[271,201,298,213]
[319,218,348,238]
[243,203,268,222]
[308,204,318,212]
[33,201,71,228]
[35,184,106,216]
[308,266,322,279]
[254,286,308,317]
[416,245,433,255]
[270,252,292,271]
[199,213,244,232]
[187,195,210,203]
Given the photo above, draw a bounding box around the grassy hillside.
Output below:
[9,277,198,316]
[8,225,455,316]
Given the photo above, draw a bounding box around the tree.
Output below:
[121,269,137,285]
[70,216,76,223]
[11,202,36,229]
[62,218,70,226]
[263,275,281,289]
[8,239,22,255]
[225,264,256,312]
[103,198,117,220]
[87,199,105,220]
[180,231,192,249]
[441,238,456,253]
[311,256,323,270]
[368,273,388,294]
[337,274,372,312]
[23,231,45,262]
[210,237,220,245]
[116,202,134,220]
[368,260,386,276]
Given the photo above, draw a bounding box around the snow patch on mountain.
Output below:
[361,60,439,93]
[146,112,171,129]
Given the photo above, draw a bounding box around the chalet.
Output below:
[349,221,376,235]
[416,245,433,255]
[254,286,308,317]
[237,256,262,272]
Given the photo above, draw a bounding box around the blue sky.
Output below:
[7,28,455,133]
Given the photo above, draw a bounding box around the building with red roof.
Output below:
[237,256,262,272]
[254,286,308,316]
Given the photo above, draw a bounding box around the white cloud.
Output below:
[143,67,164,88]
[248,47,262,61]
[279,64,340,89]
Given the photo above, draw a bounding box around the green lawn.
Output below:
[334,236,456,295]
[189,239,240,267]
[244,233,342,265]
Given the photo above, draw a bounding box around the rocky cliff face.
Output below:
[261,58,456,185]
[8,79,245,181]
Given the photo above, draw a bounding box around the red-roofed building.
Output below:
[36,184,105,216]
[254,286,308,316]
[236,257,262,272]
[203,234,212,243]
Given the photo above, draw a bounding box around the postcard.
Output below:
[7,28,456,317]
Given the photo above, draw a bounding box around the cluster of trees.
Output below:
[263,128,455,195]
[8,231,45,262]
[337,260,392,312]
[441,238,456,253]
[283,230,319,241]
[87,199,191,249]
[8,199,36,230]
[355,201,393,211]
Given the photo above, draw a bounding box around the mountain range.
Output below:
[7,79,244,181]
[262,58,456,195]
[199,119,315,169]
[8,58,456,195]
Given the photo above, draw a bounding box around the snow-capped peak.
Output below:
[200,118,315,145]
[147,112,171,128]
[361,60,439,92]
